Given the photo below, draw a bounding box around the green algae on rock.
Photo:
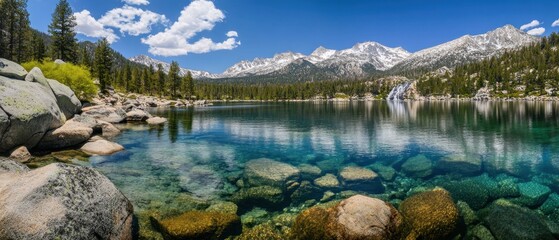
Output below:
[401,154,433,178]
[153,211,241,240]
[399,188,459,239]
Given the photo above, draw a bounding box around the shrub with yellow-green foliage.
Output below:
[22,60,98,101]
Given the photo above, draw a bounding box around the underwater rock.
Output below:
[298,163,322,180]
[320,191,335,202]
[457,201,479,225]
[539,193,559,215]
[292,206,331,240]
[369,163,397,181]
[292,195,402,240]
[244,158,300,189]
[436,154,482,175]
[512,182,551,208]
[468,225,496,240]
[328,195,403,240]
[401,154,433,178]
[0,161,133,240]
[441,180,490,210]
[231,186,285,210]
[290,181,323,204]
[206,201,238,215]
[152,211,241,240]
[399,188,459,239]
[238,223,287,240]
[313,173,340,189]
[483,201,554,240]
[339,166,383,192]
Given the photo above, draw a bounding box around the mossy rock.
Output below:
[290,181,323,204]
[291,207,332,240]
[152,211,242,240]
[399,188,459,239]
[231,186,285,211]
[298,164,322,180]
[539,193,559,215]
[237,223,289,240]
[206,201,238,215]
[440,180,490,210]
[511,182,551,208]
[369,163,397,181]
[467,225,495,240]
[457,201,479,226]
[482,202,554,240]
[401,154,433,178]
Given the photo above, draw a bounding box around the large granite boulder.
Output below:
[0,75,65,152]
[327,195,403,240]
[126,109,151,121]
[0,157,29,174]
[244,158,300,188]
[35,120,93,150]
[0,58,27,80]
[81,105,127,123]
[291,195,403,240]
[0,160,133,239]
[81,137,124,155]
[47,79,82,119]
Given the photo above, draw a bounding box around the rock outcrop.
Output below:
[35,120,93,150]
[0,159,133,239]
[0,59,82,153]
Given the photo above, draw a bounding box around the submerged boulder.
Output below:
[292,195,403,240]
[436,154,482,175]
[483,200,554,240]
[314,173,340,189]
[152,211,241,240]
[244,158,300,188]
[399,188,459,239]
[0,160,133,239]
[401,154,433,178]
[512,182,551,208]
[231,186,285,210]
[339,166,383,192]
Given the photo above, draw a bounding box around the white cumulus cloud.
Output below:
[141,0,240,56]
[99,5,168,36]
[527,27,545,36]
[553,19,559,27]
[74,10,119,43]
[226,31,238,37]
[520,20,541,30]
[122,0,149,5]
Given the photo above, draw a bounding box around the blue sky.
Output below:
[27,0,559,73]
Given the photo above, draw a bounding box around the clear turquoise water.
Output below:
[87,101,559,230]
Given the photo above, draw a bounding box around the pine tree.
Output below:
[124,64,132,92]
[31,31,46,62]
[168,61,180,98]
[131,68,139,93]
[157,64,166,97]
[78,45,92,68]
[0,0,31,62]
[49,0,77,62]
[181,71,194,99]
[141,68,149,94]
[93,38,113,91]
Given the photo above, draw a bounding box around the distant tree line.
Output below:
[417,33,559,97]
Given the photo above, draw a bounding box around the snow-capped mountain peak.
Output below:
[129,55,219,79]
[392,24,538,72]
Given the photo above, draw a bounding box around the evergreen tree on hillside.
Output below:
[93,38,112,91]
[141,68,149,94]
[0,0,31,62]
[124,64,132,92]
[31,31,46,62]
[131,68,139,93]
[78,45,92,68]
[181,71,194,99]
[168,61,180,98]
[156,63,166,97]
[49,0,77,62]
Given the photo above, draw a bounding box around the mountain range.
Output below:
[129,25,538,81]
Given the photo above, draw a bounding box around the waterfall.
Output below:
[387,82,411,101]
